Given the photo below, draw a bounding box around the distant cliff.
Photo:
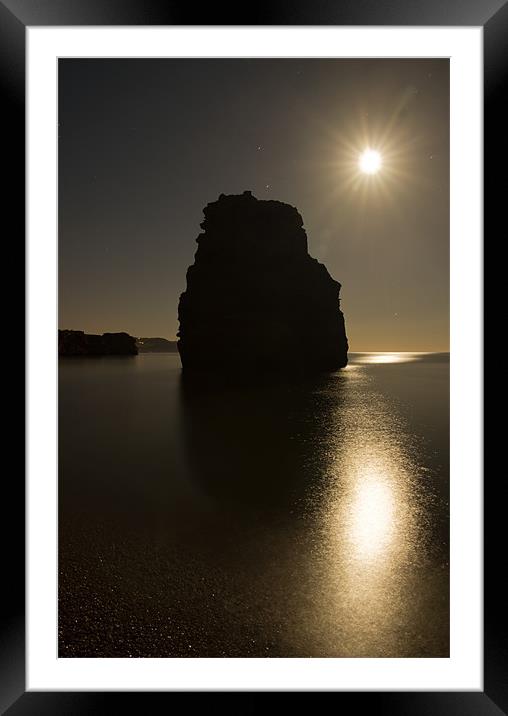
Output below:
[136,337,178,353]
[177,191,348,375]
[59,330,137,356]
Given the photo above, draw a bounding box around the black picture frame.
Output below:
[6,1,496,713]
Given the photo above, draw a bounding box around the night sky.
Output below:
[59,59,449,351]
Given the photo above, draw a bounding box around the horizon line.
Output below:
[58,327,449,354]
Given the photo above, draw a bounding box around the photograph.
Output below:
[57,57,450,659]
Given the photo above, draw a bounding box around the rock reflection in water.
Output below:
[179,374,339,511]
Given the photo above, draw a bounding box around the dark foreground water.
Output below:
[59,352,449,657]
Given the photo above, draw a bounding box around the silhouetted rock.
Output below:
[59,330,137,356]
[136,337,178,353]
[177,191,348,375]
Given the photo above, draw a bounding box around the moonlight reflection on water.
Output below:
[353,352,424,364]
[301,360,439,656]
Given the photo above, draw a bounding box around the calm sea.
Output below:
[59,352,449,657]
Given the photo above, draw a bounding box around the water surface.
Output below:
[59,352,449,657]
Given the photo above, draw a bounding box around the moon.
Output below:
[359,149,382,174]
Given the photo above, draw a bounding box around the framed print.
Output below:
[4,0,498,713]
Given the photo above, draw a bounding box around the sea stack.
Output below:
[177,191,348,375]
